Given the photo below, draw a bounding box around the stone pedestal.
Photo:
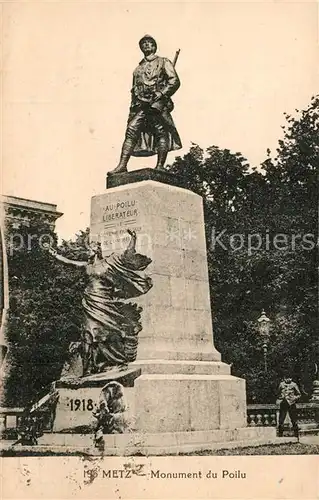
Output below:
[38,175,279,450]
[53,367,141,432]
[88,177,248,437]
[135,374,246,433]
[91,179,220,362]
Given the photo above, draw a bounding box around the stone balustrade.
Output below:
[0,398,57,439]
[1,402,318,439]
[247,404,277,427]
[0,407,24,438]
[247,402,319,429]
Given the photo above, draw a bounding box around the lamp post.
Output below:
[257,310,271,372]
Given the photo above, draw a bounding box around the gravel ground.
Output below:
[1,442,318,456]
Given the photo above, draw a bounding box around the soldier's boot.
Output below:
[154,137,168,170]
[110,137,136,174]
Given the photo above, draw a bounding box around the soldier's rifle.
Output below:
[173,49,180,67]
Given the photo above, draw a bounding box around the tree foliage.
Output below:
[166,95,318,401]
[2,224,88,406]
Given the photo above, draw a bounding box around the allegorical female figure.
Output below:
[110,35,182,173]
[49,230,152,376]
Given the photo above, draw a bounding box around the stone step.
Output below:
[299,423,318,430]
[55,361,231,390]
[1,436,296,456]
[38,426,276,449]
[129,360,231,375]
[299,428,319,436]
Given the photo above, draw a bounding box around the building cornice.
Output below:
[1,195,63,228]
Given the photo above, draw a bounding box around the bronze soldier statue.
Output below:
[110,35,182,173]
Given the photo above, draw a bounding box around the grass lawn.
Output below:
[1,442,318,456]
[182,442,319,455]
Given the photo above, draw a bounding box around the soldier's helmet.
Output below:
[139,35,157,51]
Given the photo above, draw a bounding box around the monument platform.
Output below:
[47,175,276,451]
[36,427,282,455]
[51,362,236,432]
[52,367,141,432]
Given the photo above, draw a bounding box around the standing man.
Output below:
[277,372,301,438]
[110,35,182,173]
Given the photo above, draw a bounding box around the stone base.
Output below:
[135,373,247,433]
[52,385,136,432]
[37,427,281,455]
[53,367,141,432]
[52,363,247,436]
[106,168,183,190]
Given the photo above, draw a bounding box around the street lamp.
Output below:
[257,310,271,372]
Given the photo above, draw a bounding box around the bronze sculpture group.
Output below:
[49,230,153,377]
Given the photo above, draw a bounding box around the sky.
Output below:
[2,1,318,240]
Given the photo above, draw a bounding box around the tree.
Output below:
[3,221,89,406]
[261,95,318,395]
[166,96,318,401]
